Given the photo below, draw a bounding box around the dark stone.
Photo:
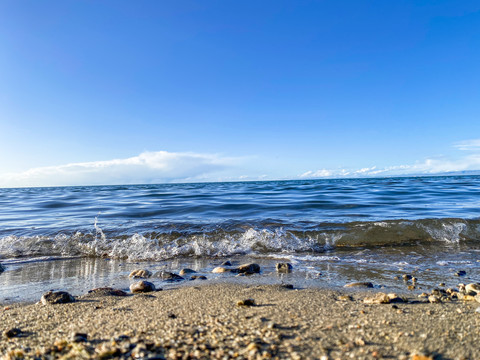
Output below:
[455,270,467,276]
[402,274,412,281]
[71,332,88,343]
[41,291,75,305]
[130,281,156,293]
[237,298,256,307]
[87,287,128,296]
[167,312,177,319]
[221,260,232,266]
[276,263,293,273]
[238,263,261,274]
[155,271,185,282]
[0,263,4,273]
[4,328,22,338]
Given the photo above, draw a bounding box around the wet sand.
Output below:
[2,283,480,359]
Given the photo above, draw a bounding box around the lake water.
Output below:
[1,176,480,302]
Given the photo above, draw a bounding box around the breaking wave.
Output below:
[1,218,479,261]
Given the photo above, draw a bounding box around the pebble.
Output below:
[237,298,256,307]
[455,270,466,276]
[130,281,156,293]
[179,268,196,275]
[71,332,88,343]
[221,260,232,266]
[428,295,442,304]
[212,266,237,273]
[41,291,75,305]
[87,287,128,296]
[402,274,412,281]
[4,328,22,338]
[476,307,480,314]
[238,263,261,274]
[363,293,390,304]
[128,269,152,279]
[0,263,4,273]
[276,263,293,273]
[465,283,480,295]
[155,271,184,282]
[344,282,374,288]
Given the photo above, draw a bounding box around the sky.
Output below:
[1,0,480,187]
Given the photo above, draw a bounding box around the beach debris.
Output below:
[237,298,256,307]
[128,269,152,279]
[71,332,88,343]
[179,268,196,275]
[4,328,22,338]
[41,291,75,305]
[130,281,156,293]
[276,262,293,273]
[155,271,184,282]
[238,263,261,274]
[212,266,237,273]
[455,270,466,276]
[87,287,128,297]
[344,282,374,288]
[190,275,207,280]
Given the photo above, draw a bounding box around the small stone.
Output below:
[476,307,480,314]
[179,268,196,275]
[455,270,467,276]
[130,281,156,293]
[238,263,261,274]
[402,274,412,281]
[344,282,374,288]
[212,266,238,273]
[465,283,480,295]
[41,291,75,305]
[0,263,5,273]
[438,282,446,287]
[237,298,256,307]
[191,275,207,280]
[338,295,353,301]
[155,271,184,282]
[221,260,232,266]
[387,293,407,303]
[4,328,22,338]
[428,295,442,303]
[418,293,429,298]
[128,269,152,279]
[276,263,293,273]
[71,332,88,343]
[87,287,128,296]
[407,285,416,291]
[364,293,390,304]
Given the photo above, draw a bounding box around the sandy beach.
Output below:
[2,282,480,360]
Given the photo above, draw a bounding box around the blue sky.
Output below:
[1,1,480,187]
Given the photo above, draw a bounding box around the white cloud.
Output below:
[454,139,480,151]
[300,140,480,179]
[0,151,239,188]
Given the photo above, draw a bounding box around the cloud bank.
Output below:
[300,139,480,179]
[0,151,237,188]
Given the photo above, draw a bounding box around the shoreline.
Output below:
[2,283,480,359]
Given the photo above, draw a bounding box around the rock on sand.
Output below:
[130,281,156,293]
[41,291,75,305]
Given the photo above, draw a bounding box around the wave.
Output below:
[0,218,479,261]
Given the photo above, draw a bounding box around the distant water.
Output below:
[1,176,480,302]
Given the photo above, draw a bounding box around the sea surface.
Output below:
[1,176,480,303]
